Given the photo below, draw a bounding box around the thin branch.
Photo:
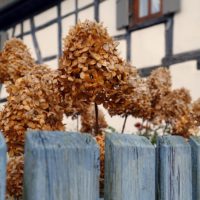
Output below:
[121,115,128,134]
[163,122,169,135]
[95,103,99,135]
[77,115,79,132]
[139,118,145,135]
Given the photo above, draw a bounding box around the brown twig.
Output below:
[121,115,128,134]
[163,122,169,135]
[77,115,79,132]
[95,103,99,135]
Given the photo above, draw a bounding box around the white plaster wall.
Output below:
[23,19,31,32]
[0,85,7,99]
[174,0,200,53]
[23,34,37,60]
[6,28,13,39]
[99,0,126,36]
[14,24,21,36]
[78,6,94,21]
[61,0,75,16]
[36,24,58,57]
[170,61,200,101]
[34,6,57,27]
[62,14,76,38]
[131,24,165,68]
[78,0,93,8]
[43,59,59,70]
[117,39,127,60]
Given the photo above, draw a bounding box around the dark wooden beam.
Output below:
[139,65,163,77]
[165,16,174,57]
[162,50,200,66]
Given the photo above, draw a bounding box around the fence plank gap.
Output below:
[23,131,100,200]
[0,132,7,200]
[189,136,200,200]
[157,136,192,200]
[104,133,155,200]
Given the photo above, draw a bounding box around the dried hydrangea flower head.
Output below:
[155,88,196,137]
[103,62,152,119]
[59,20,132,114]
[0,65,65,156]
[147,67,171,102]
[192,98,200,126]
[146,67,172,121]
[6,155,24,199]
[95,134,105,195]
[80,104,107,134]
[0,38,35,83]
[104,75,152,119]
[0,38,66,198]
[0,52,8,83]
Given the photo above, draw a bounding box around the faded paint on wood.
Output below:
[189,136,200,200]
[104,133,155,200]
[157,136,192,200]
[23,131,100,200]
[0,132,6,200]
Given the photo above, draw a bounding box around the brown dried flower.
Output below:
[58,20,133,116]
[0,38,35,84]
[192,98,200,126]
[147,67,171,99]
[7,156,24,199]
[155,88,196,137]
[104,73,152,119]
[0,65,65,157]
[95,134,105,195]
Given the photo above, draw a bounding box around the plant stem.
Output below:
[163,122,169,135]
[121,115,128,134]
[95,103,99,135]
[77,115,79,132]
[139,118,145,135]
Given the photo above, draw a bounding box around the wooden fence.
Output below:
[0,131,199,200]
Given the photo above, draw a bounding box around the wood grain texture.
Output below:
[104,133,155,200]
[189,136,200,200]
[157,136,192,200]
[23,131,100,200]
[0,132,7,200]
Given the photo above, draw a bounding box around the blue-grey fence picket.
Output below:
[0,131,199,200]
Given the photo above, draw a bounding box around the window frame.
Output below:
[130,0,163,27]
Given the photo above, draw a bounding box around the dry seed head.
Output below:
[59,20,136,113]
[0,38,35,83]
[7,155,24,198]
[0,65,65,156]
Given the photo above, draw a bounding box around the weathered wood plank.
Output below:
[104,133,155,200]
[189,136,200,200]
[157,136,192,200]
[23,131,99,200]
[0,132,7,200]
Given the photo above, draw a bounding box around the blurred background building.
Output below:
[0,0,200,132]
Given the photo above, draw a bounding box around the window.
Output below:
[131,0,163,27]
[116,0,181,30]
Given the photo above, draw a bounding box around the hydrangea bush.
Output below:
[0,20,200,198]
